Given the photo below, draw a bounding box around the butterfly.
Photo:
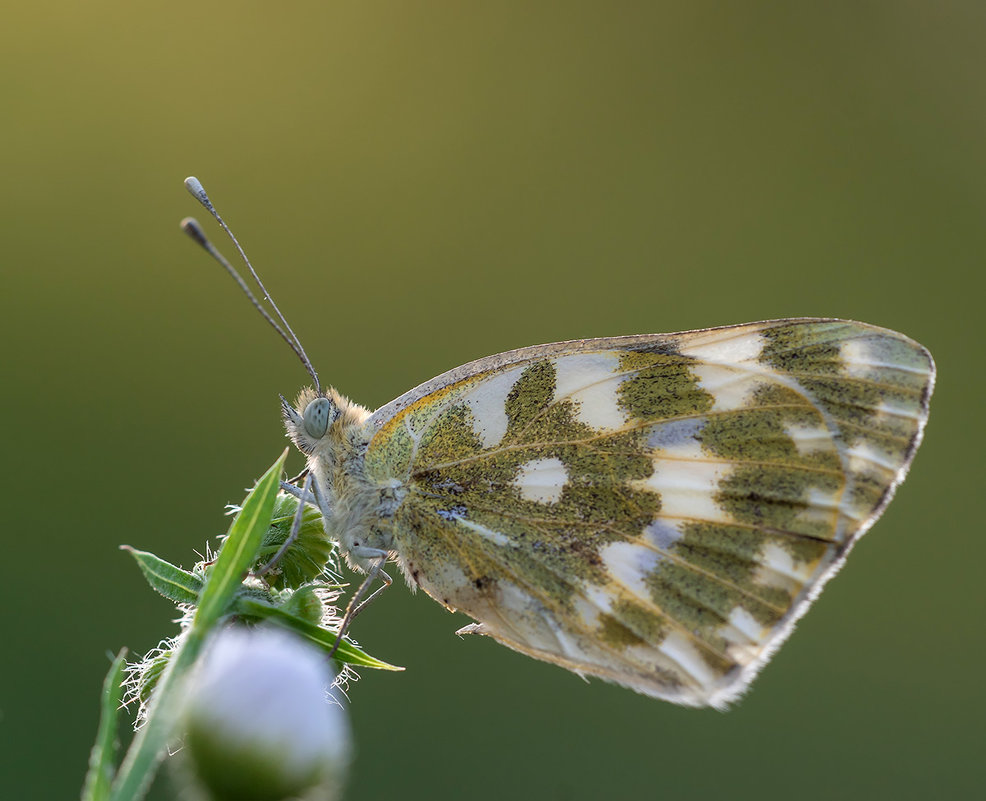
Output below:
[183,180,935,708]
[281,319,934,708]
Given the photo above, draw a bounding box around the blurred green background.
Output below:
[2,2,983,799]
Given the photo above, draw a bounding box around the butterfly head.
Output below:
[282,387,341,454]
[282,387,370,456]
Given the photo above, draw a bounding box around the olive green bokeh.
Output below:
[2,2,982,799]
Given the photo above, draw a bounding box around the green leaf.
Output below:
[82,649,128,801]
[255,493,334,589]
[109,451,288,801]
[235,597,403,671]
[194,450,287,628]
[122,547,203,605]
[276,585,325,626]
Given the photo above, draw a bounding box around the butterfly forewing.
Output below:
[362,319,934,706]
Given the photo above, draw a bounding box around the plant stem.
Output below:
[107,450,287,801]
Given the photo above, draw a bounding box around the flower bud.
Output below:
[184,626,351,801]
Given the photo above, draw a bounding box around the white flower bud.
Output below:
[184,626,351,801]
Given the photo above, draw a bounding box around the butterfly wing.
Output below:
[362,319,934,707]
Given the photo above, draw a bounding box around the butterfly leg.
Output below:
[286,467,310,485]
[327,551,390,660]
[256,473,313,577]
[279,479,317,506]
[348,564,393,621]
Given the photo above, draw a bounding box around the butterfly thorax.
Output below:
[284,387,403,571]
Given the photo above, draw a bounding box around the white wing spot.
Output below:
[634,458,734,524]
[805,485,843,511]
[793,487,842,538]
[585,583,615,616]
[875,398,922,422]
[513,457,568,504]
[841,334,930,378]
[796,485,862,540]
[681,330,765,363]
[680,331,766,411]
[574,594,602,630]
[720,607,765,662]
[461,365,527,448]
[754,543,814,590]
[726,606,764,642]
[841,338,875,379]
[599,542,661,597]
[847,441,899,475]
[689,363,763,412]
[660,632,719,688]
[784,421,835,455]
[800,485,864,526]
[552,352,627,431]
[457,517,514,548]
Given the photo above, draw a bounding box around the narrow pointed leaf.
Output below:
[235,597,403,671]
[82,649,128,801]
[122,547,202,605]
[109,452,288,801]
[194,450,287,627]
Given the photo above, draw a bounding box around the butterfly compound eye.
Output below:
[302,398,333,438]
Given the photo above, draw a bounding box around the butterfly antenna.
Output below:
[182,176,322,394]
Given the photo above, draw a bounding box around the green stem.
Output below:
[106,627,204,801]
[107,450,287,801]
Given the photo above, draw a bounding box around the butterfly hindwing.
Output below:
[362,319,934,706]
